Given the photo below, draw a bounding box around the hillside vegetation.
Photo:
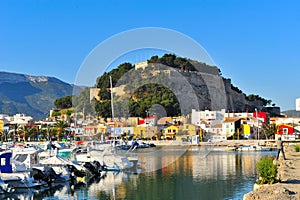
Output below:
[67,54,272,120]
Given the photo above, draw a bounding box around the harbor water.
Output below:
[5,146,276,200]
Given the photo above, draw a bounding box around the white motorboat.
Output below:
[237,145,271,151]
[76,146,138,172]
[225,145,237,152]
[0,151,47,189]
[11,147,71,186]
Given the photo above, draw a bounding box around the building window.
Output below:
[0,158,5,166]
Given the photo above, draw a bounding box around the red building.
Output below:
[138,116,157,126]
[276,124,295,140]
[253,111,268,123]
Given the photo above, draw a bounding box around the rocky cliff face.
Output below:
[174,70,265,113]
[0,72,75,120]
[113,63,267,116]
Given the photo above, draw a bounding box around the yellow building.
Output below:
[133,126,158,139]
[133,126,146,138]
[97,124,107,134]
[181,124,197,135]
[164,125,179,139]
[0,120,3,133]
[242,124,251,138]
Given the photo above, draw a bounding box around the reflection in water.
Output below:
[7,146,276,200]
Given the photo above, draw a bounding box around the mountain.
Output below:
[0,72,76,120]
[282,110,300,117]
[92,54,274,118]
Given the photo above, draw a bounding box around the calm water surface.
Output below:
[6,146,276,200]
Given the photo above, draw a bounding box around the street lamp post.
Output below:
[255,108,259,140]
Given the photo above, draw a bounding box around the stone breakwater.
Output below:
[243,145,300,200]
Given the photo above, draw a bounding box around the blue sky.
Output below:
[0,0,299,111]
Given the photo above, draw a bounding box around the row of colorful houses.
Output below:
[2,109,300,142]
[71,122,200,141]
[69,109,300,142]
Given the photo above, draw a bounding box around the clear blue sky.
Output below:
[0,0,299,111]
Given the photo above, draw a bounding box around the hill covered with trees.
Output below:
[67,54,273,121]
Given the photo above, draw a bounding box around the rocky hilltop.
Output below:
[92,54,273,119]
[0,72,76,120]
[112,62,269,116]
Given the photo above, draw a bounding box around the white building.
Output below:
[272,117,300,126]
[135,61,148,70]
[8,113,34,125]
[222,117,241,137]
[191,109,226,127]
[296,98,300,111]
[224,112,253,118]
[208,123,223,134]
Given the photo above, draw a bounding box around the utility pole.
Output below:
[255,108,259,140]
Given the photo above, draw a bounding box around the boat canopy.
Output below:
[0,152,13,173]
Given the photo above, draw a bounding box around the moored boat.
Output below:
[225,145,237,151]
[237,145,271,151]
[0,151,48,189]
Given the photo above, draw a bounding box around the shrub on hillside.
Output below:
[255,156,278,184]
[294,144,300,152]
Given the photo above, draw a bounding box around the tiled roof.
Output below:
[223,117,240,123]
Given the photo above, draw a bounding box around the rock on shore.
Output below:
[244,145,300,200]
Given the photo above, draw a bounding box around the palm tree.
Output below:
[19,125,30,142]
[40,124,54,141]
[53,120,69,141]
[11,123,20,142]
[40,126,47,140]
[28,126,39,141]
[2,130,8,142]
[262,124,278,140]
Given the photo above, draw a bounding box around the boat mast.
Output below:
[110,76,115,123]
[110,76,116,146]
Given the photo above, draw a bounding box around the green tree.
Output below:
[19,125,30,142]
[262,124,278,139]
[40,124,53,140]
[1,130,8,142]
[11,124,20,142]
[66,109,73,116]
[129,83,180,117]
[28,126,40,141]
[95,100,112,119]
[99,88,111,100]
[53,120,69,141]
[54,95,73,109]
